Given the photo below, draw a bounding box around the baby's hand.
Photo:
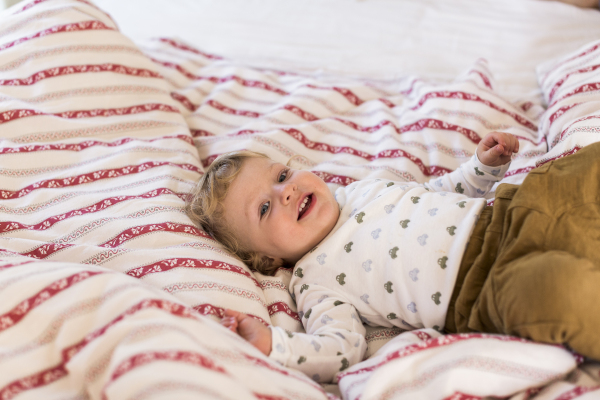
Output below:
[476,131,519,167]
[221,309,272,356]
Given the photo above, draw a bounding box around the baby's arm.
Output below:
[269,287,367,383]
[425,131,518,197]
[222,288,367,383]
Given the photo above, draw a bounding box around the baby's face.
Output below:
[222,157,339,265]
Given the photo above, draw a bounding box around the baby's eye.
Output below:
[260,201,270,217]
[278,168,289,183]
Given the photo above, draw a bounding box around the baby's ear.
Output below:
[263,256,283,268]
[259,256,284,274]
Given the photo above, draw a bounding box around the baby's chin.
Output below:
[291,209,339,265]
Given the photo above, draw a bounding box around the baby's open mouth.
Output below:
[298,194,313,220]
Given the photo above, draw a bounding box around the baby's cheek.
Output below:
[270,221,298,244]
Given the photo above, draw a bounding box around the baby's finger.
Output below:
[501,133,519,154]
[490,132,513,154]
[482,132,501,150]
[512,136,520,153]
[221,317,238,332]
[223,308,242,319]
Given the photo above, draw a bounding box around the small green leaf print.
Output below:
[336,273,347,285]
[304,309,312,319]
[384,281,394,293]
[446,226,457,236]
[286,331,294,338]
[438,256,448,269]
[387,313,397,320]
[334,300,343,306]
[344,241,353,253]
[455,183,464,194]
[389,246,399,259]
[298,356,307,364]
[337,352,342,356]
[457,201,466,208]
[386,182,394,187]
[399,219,410,229]
[411,196,420,204]
[474,167,484,176]
[300,284,309,294]
[340,358,349,371]
[294,268,304,278]
[431,292,442,305]
[433,325,442,333]
[355,211,365,223]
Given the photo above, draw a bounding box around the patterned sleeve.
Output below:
[269,284,367,383]
[424,154,510,197]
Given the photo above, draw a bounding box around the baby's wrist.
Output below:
[268,326,287,364]
[473,153,510,177]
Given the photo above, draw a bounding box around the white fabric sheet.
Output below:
[92,0,600,102]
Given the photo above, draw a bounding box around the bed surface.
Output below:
[1,0,600,399]
[93,0,600,103]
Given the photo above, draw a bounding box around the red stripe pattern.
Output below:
[554,386,600,400]
[410,91,537,131]
[0,135,192,155]
[1,191,191,233]
[108,350,229,383]
[0,298,199,400]
[126,258,261,288]
[282,128,451,177]
[0,64,161,86]
[0,270,102,332]
[0,162,200,199]
[193,303,269,326]
[0,103,179,127]
[267,302,300,321]
[0,21,114,53]
[158,37,224,60]
[332,117,482,142]
[338,332,566,379]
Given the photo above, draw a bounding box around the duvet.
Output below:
[1,1,600,399]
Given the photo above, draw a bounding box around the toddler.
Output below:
[186,132,600,383]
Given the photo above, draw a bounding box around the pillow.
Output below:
[0,1,326,397]
[0,0,274,330]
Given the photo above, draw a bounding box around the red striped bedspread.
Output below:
[1,0,599,399]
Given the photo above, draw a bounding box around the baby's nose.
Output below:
[279,183,296,204]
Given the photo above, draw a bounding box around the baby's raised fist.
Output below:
[476,131,519,167]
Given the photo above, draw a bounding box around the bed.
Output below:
[1,0,600,399]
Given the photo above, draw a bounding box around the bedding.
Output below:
[93,0,600,103]
[1,0,600,399]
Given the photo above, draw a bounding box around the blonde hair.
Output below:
[186,150,292,276]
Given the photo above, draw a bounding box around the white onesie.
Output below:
[269,155,509,383]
